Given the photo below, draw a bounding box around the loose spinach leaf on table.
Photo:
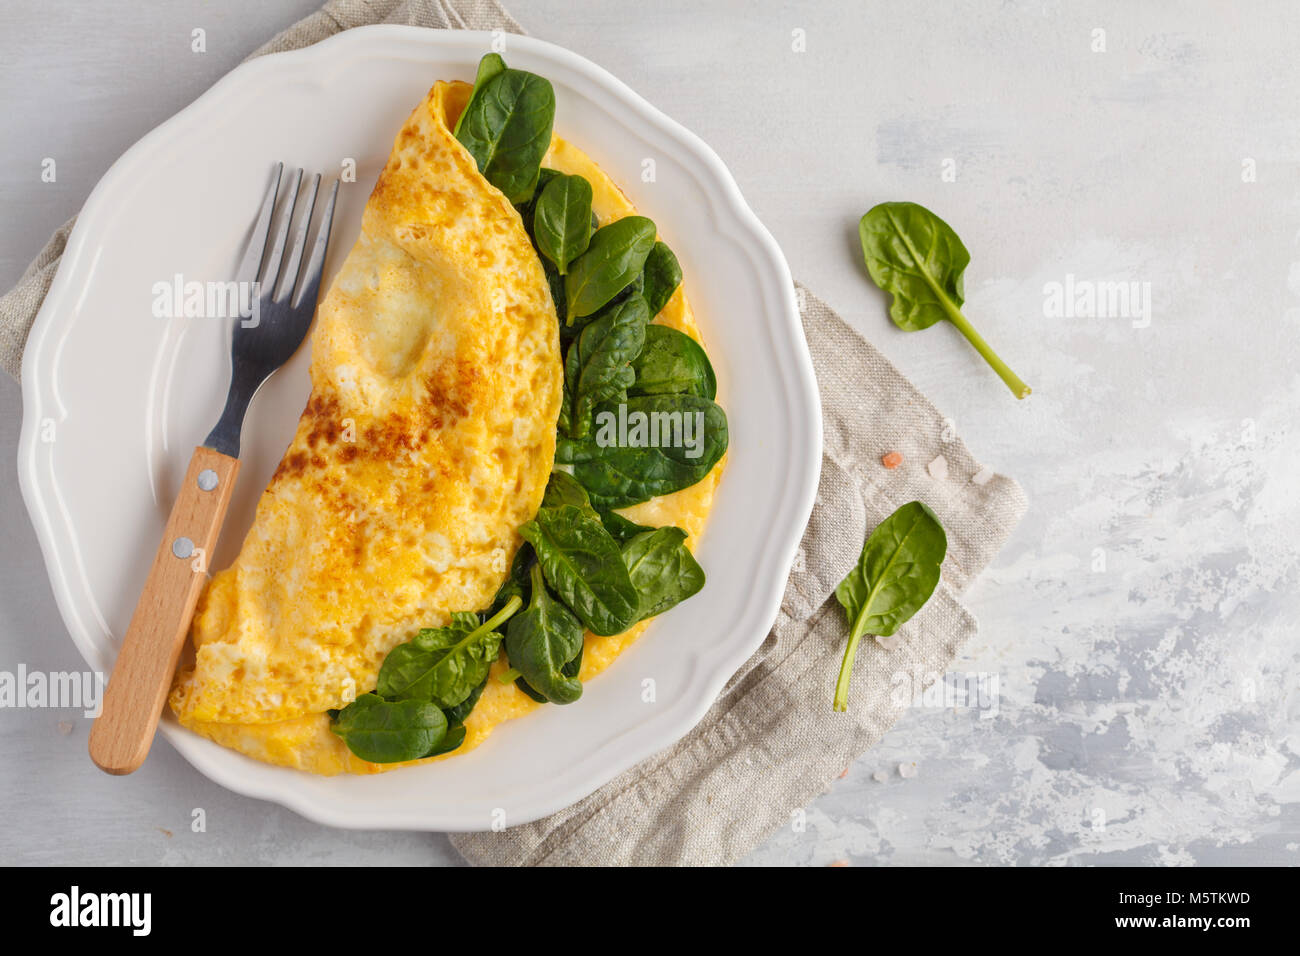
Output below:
[454,57,555,204]
[376,601,521,709]
[858,202,1030,399]
[505,564,586,704]
[832,501,947,712]
[534,173,594,274]
[629,324,716,399]
[564,216,657,319]
[556,394,728,508]
[622,526,705,621]
[330,693,448,764]
[520,504,640,636]
[640,241,682,318]
[564,296,649,439]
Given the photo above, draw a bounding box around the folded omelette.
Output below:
[169,79,721,774]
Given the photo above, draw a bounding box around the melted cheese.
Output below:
[172,80,724,774]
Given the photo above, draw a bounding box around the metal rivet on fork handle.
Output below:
[172,537,195,559]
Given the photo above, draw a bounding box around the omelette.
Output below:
[169,77,723,774]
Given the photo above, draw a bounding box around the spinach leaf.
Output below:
[519,504,640,635]
[562,640,583,678]
[455,64,555,204]
[514,678,548,703]
[858,202,1030,399]
[622,526,705,620]
[375,613,476,704]
[376,600,521,709]
[444,674,488,726]
[564,296,649,439]
[514,635,582,702]
[489,545,534,619]
[542,256,570,332]
[516,167,560,238]
[505,565,586,703]
[452,52,506,138]
[617,270,646,301]
[428,720,467,757]
[541,470,594,511]
[598,509,653,544]
[514,169,572,326]
[832,501,947,711]
[564,216,657,319]
[629,324,716,399]
[556,394,728,508]
[534,173,594,274]
[559,271,644,345]
[557,362,573,436]
[641,241,682,318]
[330,694,447,764]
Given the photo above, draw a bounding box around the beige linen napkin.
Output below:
[1,0,1026,865]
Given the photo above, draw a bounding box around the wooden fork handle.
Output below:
[89,446,239,775]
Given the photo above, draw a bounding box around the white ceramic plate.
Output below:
[18,26,820,830]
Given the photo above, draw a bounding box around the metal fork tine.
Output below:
[235,163,282,284]
[291,178,339,310]
[203,166,339,461]
[274,173,320,303]
[258,166,303,293]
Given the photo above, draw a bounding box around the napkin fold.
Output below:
[0,0,1026,865]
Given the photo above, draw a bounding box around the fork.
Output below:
[88,164,339,775]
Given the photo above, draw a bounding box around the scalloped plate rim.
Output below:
[17,26,822,831]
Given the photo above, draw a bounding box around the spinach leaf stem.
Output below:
[941,299,1031,399]
[833,632,863,713]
